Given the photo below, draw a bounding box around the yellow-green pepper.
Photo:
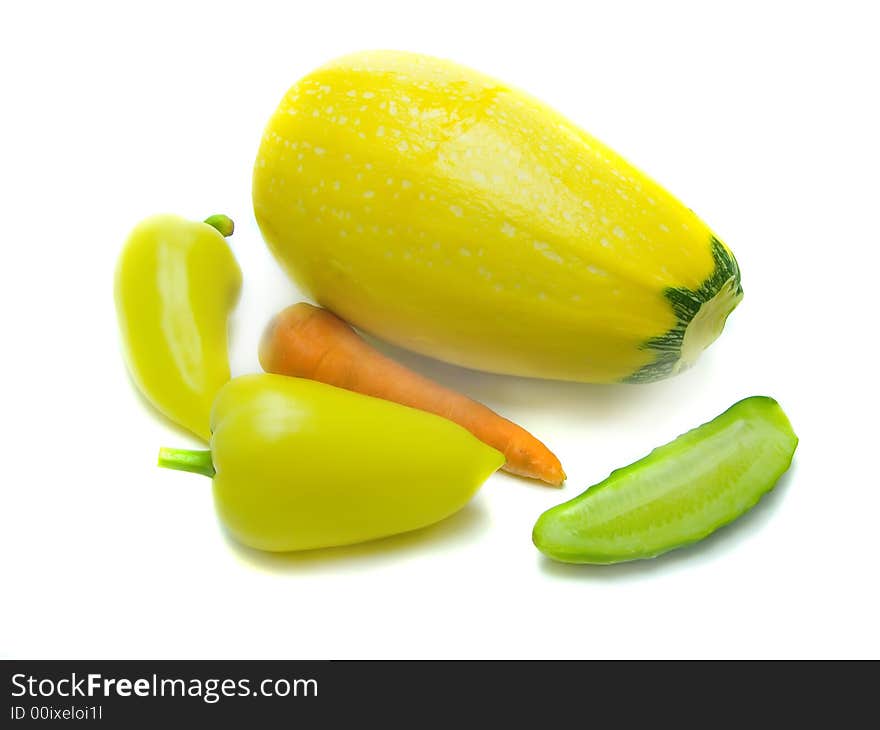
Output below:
[115,213,241,441]
[157,374,504,552]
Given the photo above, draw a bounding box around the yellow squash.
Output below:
[253,51,742,383]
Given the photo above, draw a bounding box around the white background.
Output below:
[1,1,877,659]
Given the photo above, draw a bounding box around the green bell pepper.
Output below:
[115,213,241,441]
[158,374,504,552]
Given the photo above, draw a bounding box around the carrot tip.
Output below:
[500,464,566,487]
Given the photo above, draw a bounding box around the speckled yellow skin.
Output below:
[115,215,241,440]
[254,51,736,383]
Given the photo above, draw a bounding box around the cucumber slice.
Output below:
[532,396,798,564]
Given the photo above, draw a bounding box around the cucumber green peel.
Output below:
[533,396,798,564]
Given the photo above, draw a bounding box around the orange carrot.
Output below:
[259,303,566,486]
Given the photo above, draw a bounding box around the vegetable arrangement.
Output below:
[115,50,797,566]
[259,302,565,485]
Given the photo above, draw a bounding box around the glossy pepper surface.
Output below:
[158,374,504,552]
[115,214,241,441]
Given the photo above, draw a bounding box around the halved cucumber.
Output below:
[533,396,798,564]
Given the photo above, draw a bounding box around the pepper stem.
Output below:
[158,448,215,478]
[203,214,235,237]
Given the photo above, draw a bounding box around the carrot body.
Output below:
[259,303,566,486]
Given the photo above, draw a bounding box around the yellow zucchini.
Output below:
[253,51,742,383]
